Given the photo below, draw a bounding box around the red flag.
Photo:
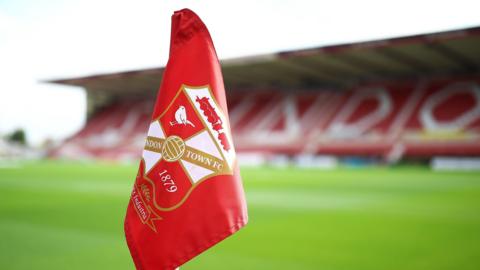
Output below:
[124,9,248,270]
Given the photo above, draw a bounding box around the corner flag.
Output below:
[124,8,248,270]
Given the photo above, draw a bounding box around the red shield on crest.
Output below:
[132,85,236,231]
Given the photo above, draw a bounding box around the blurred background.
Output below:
[1,0,480,269]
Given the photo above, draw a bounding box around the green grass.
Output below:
[1,161,479,269]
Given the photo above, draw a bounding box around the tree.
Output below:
[6,129,27,145]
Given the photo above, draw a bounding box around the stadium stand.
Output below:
[48,27,480,161]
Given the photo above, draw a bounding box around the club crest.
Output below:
[131,85,235,231]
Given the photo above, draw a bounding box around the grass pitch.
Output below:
[1,161,479,270]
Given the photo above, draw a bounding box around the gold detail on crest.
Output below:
[140,184,151,202]
[182,147,228,174]
[161,136,185,162]
[144,136,163,152]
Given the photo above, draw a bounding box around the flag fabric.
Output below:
[124,8,248,270]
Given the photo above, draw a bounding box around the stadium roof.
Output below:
[49,26,480,93]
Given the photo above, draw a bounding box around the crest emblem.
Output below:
[170,106,195,127]
[131,85,235,231]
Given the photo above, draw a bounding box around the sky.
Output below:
[1,0,480,145]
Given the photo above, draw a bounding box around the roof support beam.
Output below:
[275,59,351,88]
[427,43,478,72]
[377,48,431,73]
[331,54,391,78]
[289,56,369,83]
